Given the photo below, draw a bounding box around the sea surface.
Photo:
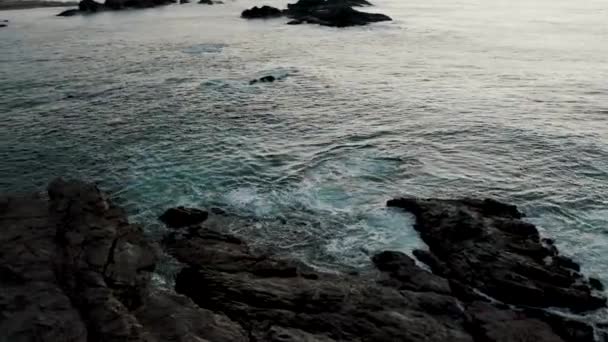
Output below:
[1,0,607,291]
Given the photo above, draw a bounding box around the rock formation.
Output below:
[0,180,606,341]
[57,0,175,16]
[241,5,283,19]
[387,197,606,312]
[241,0,392,27]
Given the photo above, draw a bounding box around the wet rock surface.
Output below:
[241,5,283,19]
[387,197,606,312]
[159,206,208,228]
[241,0,391,27]
[1,180,606,341]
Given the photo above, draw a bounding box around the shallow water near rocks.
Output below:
[0,0,607,303]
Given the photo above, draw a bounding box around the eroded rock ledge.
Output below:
[0,179,606,342]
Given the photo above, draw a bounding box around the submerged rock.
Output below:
[241,0,391,27]
[0,179,158,341]
[249,75,277,84]
[387,197,607,312]
[167,226,475,342]
[79,0,103,11]
[165,218,600,342]
[159,206,209,228]
[241,5,283,19]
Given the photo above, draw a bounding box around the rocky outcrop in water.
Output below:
[249,75,277,84]
[162,201,607,342]
[57,0,175,16]
[159,206,208,228]
[241,0,391,27]
[1,180,606,341]
[0,179,244,342]
[241,5,283,19]
[387,197,606,312]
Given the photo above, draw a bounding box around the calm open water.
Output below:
[1,0,607,290]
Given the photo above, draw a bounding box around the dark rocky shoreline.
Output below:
[0,0,76,11]
[1,179,606,341]
[241,0,392,27]
[53,0,391,28]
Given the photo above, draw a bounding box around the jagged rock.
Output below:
[286,0,372,12]
[590,277,605,291]
[0,179,158,341]
[1,181,604,342]
[198,0,222,4]
[387,197,607,312]
[523,307,597,342]
[159,206,208,228]
[285,0,391,27]
[166,226,473,341]
[136,289,248,342]
[57,0,173,15]
[79,0,103,11]
[166,223,588,342]
[57,8,80,15]
[241,5,283,19]
[249,75,277,85]
[372,250,452,294]
[466,301,565,342]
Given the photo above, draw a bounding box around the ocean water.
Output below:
[1,0,607,287]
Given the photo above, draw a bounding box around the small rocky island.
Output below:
[54,0,390,27]
[57,0,177,16]
[1,179,606,341]
[242,0,392,27]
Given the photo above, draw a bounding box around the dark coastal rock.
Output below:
[0,179,158,341]
[241,5,283,19]
[180,0,189,3]
[0,23,6,28]
[590,277,605,291]
[1,180,605,342]
[465,301,566,342]
[249,75,277,85]
[284,0,391,27]
[0,179,253,342]
[168,227,474,342]
[57,8,80,15]
[159,206,208,228]
[286,0,372,12]
[372,250,452,294]
[135,288,248,342]
[287,7,391,27]
[387,197,607,312]
[164,219,596,342]
[79,0,103,11]
[240,0,391,27]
